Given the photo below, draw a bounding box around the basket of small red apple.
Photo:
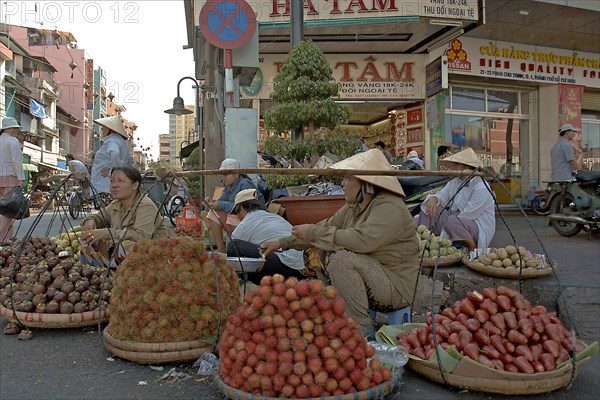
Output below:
[215,275,401,399]
[375,286,598,395]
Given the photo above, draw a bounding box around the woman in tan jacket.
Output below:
[261,150,419,338]
[80,166,166,265]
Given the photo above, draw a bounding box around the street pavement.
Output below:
[1,209,598,400]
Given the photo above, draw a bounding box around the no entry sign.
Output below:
[199,0,257,50]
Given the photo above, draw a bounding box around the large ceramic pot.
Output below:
[273,194,346,225]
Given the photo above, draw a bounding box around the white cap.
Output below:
[559,123,580,134]
[219,158,240,170]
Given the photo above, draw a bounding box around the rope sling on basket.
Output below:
[1,173,113,329]
[381,167,587,394]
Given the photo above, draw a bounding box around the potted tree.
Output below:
[262,40,357,224]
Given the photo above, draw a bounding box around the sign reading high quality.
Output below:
[435,37,600,88]
[195,0,479,22]
[243,54,426,100]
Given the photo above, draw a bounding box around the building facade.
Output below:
[184,0,599,204]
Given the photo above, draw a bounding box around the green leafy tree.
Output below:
[264,40,352,137]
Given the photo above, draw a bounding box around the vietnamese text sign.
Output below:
[436,37,600,89]
[426,56,448,96]
[242,53,426,100]
[195,0,479,23]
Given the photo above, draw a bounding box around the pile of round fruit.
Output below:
[106,236,240,343]
[218,274,392,398]
[0,237,112,314]
[174,224,203,239]
[416,225,463,260]
[473,245,544,270]
[52,229,83,256]
[396,286,584,373]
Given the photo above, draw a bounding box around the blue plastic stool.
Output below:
[369,306,411,325]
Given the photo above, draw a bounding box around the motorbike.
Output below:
[397,175,451,216]
[546,170,600,238]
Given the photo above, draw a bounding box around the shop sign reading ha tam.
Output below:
[222,0,479,22]
[243,54,426,100]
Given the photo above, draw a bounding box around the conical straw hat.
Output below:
[439,148,482,170]
[330,149,405,197]
[94,115,128,139]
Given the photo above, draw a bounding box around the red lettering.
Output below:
[274,62,284,73]
[326,0,342,14]
[335,61,358,81]
[305,0,318,15]
[345,0,369,13]
[385,62,414,81]
[357,61,383,81]
[270,0,290,17]
[371,0,398,11]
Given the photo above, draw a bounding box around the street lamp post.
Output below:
[165,76,203,199]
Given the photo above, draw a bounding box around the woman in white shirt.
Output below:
[227,189,305,284]
[417,148,495,250]
[0,118,25,243]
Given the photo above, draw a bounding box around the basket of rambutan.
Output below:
[103,236,241,364]
[215,274,400,399]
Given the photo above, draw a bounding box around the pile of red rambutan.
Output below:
[218,274,392,398]
[106,236,241,343]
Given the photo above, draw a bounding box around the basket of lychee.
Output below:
[375,286,599,395]
[215,275,401,399]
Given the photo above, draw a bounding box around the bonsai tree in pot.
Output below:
[264,39,352,139]
[263,39,355,191]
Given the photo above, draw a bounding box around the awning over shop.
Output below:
[34,161,69,173]
[23,163,39,172]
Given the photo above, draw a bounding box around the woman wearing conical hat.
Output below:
[417,148,496,250]
[90,116,134,202]
[261,149,419,338]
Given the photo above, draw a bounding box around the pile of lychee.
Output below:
[218,274,392,398]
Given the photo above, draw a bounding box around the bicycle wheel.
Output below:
[68,192,81,219]
[167,195,185,226]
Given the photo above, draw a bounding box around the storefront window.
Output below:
[448,87,485,112]
[445,85,531,203]
[445,114,521,176]
[582,112,600,171]
[487,90,519,113]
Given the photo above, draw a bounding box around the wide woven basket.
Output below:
[215,373,399,400]
[408,354,586,395]
[462,257,553,279]
[103,328,211,364]
[378,324,598,395]
[0,304,109,328]
[419,252,464,267]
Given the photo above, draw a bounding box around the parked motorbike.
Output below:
[397,175,451,216]
[546,170,600,238]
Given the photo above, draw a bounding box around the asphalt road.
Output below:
[1,210,598,400]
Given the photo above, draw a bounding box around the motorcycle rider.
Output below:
[551,124,581,181]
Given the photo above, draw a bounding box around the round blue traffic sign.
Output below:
[199,0,257,50]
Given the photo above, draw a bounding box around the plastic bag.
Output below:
[0,187,30,220]
[194,352,219,376]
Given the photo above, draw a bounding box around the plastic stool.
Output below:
[369,306,411,325]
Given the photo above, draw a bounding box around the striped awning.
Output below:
[23,163,39,172]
